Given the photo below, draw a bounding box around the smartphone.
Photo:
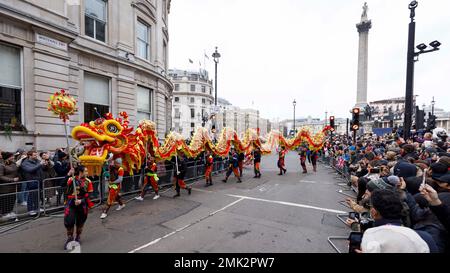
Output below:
[348,232,363,253]
[370,168,380,174]
[348,212,358,220]
[421,168,427,188]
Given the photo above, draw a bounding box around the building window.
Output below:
[190,97,195,104]
[202,98,206,104]
[85,0,107,42]
[174,96,179,102]
[136,20,150,60]
[191,122,195,128]
[137,86,153,121]
[175,108,180,118]
[191,108,195,118]
[201,86,206,93]
[174,84,179,91]
[210,87,212,95]
[84,72,110,122]
[190,84,195,92]
[0,43,22,130]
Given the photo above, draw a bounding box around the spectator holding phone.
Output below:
[360,189,437,253]
[420,183,450,234]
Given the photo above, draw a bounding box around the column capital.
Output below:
[356,20,372,33]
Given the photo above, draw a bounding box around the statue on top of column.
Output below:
[361,2,368,21]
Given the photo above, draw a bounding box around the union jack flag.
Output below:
[337,157,345,169]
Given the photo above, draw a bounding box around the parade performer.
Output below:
[223,150,242,183]
[173,153,192,198]
[311,149,319,172]
[135,158,160,201]
[253,147,262,178]
[64,165,93,249]
[100,158,125,219]
[204,151,214,187]
[238,152,245,177]
[278,146,287,175]
[299,146,308,173]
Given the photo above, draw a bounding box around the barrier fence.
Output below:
[1,158,230,226]
[320,154,364,253]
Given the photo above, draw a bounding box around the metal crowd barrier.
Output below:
[320,154,362,253]
[0,180,41,225]
[1,157,231,227]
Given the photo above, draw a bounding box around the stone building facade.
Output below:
[168,69,214,139]
[0,0,173,151]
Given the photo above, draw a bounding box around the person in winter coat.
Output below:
[0,152,20,219]
[20,151,43,216]
[53,150,71,206]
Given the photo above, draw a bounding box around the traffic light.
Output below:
[351,108,360,131]
[329,116,335,130]
[427,114,436,131]
[415,107,425,130]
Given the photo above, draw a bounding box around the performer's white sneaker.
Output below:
[153,195,160,200]
[135,196,144,201]
[116,204,125,211]
[100,213,107,219]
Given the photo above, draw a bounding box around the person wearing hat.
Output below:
[54,149,72,206]
[394,161,418,179]
[360,189,437,253]
[100,158,125,219]
[0,152,20,220]
[430,173,450,193]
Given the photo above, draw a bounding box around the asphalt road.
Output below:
[0,153,354,253]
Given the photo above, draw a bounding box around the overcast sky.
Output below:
[168,0,450,121]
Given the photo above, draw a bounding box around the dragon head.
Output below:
[71,112,134,175]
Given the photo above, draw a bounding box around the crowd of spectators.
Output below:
[324,129,450,253]
[0,148,73,219]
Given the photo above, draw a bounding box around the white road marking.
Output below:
[128,197,244,253]
[192,188,215,194]
[299,180,317,184]
[226,194,346,214]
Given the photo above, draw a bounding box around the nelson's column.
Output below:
[355,2,372,116]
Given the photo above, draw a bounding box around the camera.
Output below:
[370,167,380,174]
[348,232,363,253]
[359,217,375,233]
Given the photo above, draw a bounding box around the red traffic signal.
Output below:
[352,108,360,115]
[329,116,335,129]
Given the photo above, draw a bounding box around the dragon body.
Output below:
[72,112,332,176]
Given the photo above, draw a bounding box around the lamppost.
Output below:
[293,100,297,135]
[431,96,435,116]
[403,1,441,139]
[212,47,221,106]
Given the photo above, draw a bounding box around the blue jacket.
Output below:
[20,159,43,188]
